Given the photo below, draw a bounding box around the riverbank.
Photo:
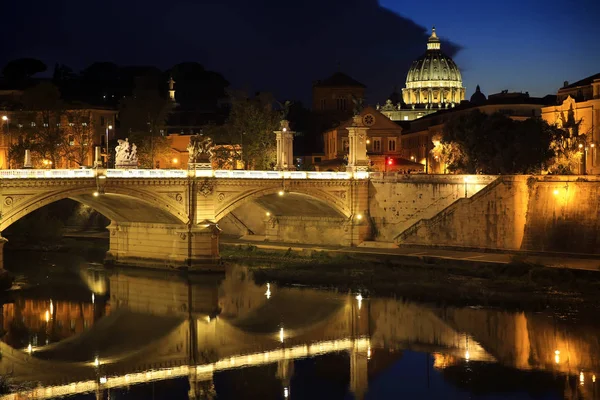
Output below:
[221,243,600,312]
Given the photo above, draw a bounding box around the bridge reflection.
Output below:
[0,266,599,399]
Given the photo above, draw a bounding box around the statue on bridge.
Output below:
[115,138,139,169]
[352,95,364,116]
[187,134,214,166]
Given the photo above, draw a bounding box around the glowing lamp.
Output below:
[99,377,107,384]
[108,125,113,130]
[93,191,100,197]
[579,143,584,149]
[266,212,271,217]
[553,189,559,196]
[356,214,363,220]
[172,158,178,164]
[387,158,393,166]
[278,190,284,196]
[1,115,7,121]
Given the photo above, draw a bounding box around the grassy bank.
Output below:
[222,245,600,311]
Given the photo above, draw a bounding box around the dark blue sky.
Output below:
[381,0,600,98]
[2,0,598,104]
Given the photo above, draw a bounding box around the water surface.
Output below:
[0,250,598,399]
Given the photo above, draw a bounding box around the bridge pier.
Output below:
[106,222,221,270]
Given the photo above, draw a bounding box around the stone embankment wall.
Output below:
[368,174,497,242]
[396,175,600,254]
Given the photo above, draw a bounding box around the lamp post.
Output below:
[105,124,113,168]
[578,143,585,175]
[2,115,9,169]
[463,176,469,198]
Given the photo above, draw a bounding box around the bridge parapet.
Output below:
[0,169,369,180]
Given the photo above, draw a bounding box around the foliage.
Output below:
[546,104,588,174]
[440,110,555,174]
[19,82,67,168]
[62,110,96,167]
[130,132,173,168]
[222,92,279,170]
[430,133,464,174]
[170,62,229,109]
[119,74,173,167]
[2,58,47,81]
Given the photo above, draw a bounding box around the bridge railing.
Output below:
[0,169,369,180]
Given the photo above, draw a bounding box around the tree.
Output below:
[2,58,47,82]
[430,133,464,174]
[62,110,95,167]
[119,74,173,167]
[20,82,66,168]
[169,62,229,109]
[440,110,555,174]
[130,132,173,168]
[224,92,279,170]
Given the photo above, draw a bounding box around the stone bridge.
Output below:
[0,169,370,269]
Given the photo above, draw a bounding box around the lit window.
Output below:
[373,138,382,152]
[404,116,409,121]
[388,138,396,152]
[31,122,36,127]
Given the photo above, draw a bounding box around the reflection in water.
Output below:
[0,261,598,399]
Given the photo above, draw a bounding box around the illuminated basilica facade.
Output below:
[379,27,466,122]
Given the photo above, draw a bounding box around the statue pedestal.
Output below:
[274,120,295,171]
[188,162,212,170]
[115,163,138,169]
[346,115,370,173]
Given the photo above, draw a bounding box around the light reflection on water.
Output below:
[0,255,598,399]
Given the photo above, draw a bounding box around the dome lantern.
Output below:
[427,26,441,51]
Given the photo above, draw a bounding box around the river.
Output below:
[0,249,598,399]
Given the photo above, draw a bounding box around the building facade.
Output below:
[0,107,117,169]
[541,74,600,174]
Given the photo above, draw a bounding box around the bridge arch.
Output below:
[214,186,351,222]
[1,184,187,232]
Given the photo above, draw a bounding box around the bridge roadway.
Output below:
[0,169,370,270]
[0,266,599,399]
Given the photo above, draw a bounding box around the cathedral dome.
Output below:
[402,27,465,107]
[470,85,487,105]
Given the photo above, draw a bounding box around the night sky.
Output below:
[3,0,599,104]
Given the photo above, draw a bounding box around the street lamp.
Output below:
[2,116,10,169]
[105,124,113,167]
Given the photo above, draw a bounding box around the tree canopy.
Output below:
[2,58,47,82]
[438,110,559,174]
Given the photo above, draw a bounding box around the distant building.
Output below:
[541,73,600,174]
[312,72,366,114]
[378,27,466,122]
[0,102,117,169]
[320,106,422,172]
